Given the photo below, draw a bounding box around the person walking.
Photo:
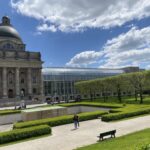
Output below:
[73,114,79,129]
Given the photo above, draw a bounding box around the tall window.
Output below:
[21,78,25,84]
[32,76,37,83]
[20,72,25,84]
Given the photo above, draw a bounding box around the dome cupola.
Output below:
[0,16,23,43]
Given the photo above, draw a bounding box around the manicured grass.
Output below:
[102,104,150,121]
[59,102,150,122]
[76,128,150,150]
[82,95,150,104]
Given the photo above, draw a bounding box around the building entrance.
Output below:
[8,89,13,98]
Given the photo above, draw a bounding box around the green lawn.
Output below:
[81,95,150,104]
[76,128,150,150]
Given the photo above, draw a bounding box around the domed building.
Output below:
[0,16,43,106]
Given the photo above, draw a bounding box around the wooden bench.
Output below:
[97,130,116,141]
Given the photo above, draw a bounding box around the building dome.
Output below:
[0,16,22,42]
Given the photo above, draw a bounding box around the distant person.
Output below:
[73,114,79,129]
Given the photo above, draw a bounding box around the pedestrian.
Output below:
[73,114,79,129]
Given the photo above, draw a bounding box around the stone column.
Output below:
[2,67,7,98]
[15,68,20,97]
[27,68,32,96]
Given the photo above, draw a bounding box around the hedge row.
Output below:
[0,125,51,145]
[0,109,21,116]
[101,108,150,122]
[109,109,122,113]
[59,102,122,108]
[14,111,108,129]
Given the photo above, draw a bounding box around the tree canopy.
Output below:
[75,70,150,103]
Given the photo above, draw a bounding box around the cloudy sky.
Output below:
[0,0,150,69]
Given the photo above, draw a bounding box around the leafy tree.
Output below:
[126,72,147,104]
[105,75,127,103]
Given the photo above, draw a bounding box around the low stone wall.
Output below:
[0,113,22,125]
[67,106,111,115]
[22,106,67,121]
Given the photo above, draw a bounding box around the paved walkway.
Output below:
[0,115,150,150]
[0,103,48,110]
[0,100,75,110]
[0,124,13,132]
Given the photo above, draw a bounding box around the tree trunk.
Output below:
[139,84,143,104]
[117,85,122,103]
[134,89,138,101]
[89,89,93,101]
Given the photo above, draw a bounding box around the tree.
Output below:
[97,79,112,102]
[105,75,126,103]
[126,72,147,104]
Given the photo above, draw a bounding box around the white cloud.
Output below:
[102,26,150,68]
[37,24,57,32]
[11,0,150,32]
[66,26,150,68]
[66,51,103,67]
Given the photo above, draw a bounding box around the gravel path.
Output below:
[0,115,150,150]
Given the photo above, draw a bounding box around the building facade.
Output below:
[43,67,125,100]
[43,67,143,101]
[0,16,43,104]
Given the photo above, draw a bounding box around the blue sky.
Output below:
[0,0,150,69]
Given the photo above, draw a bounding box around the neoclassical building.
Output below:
[0,16,43,103]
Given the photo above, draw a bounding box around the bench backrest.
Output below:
[100,130,116,137]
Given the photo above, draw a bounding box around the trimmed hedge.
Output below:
[0,109,21,116]
[0,125,51,144]
[59,102,122,108]
[102,108,150,122]
[109,109,122,113]
[13,111,108,129]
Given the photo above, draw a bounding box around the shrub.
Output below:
[0,125,51,144]
[13,111,108,129]
[0,109,21,115]
[102,108,150,122]
[59,102,122,108]
[109,109,122,113]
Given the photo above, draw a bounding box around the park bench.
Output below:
[97,130,116,141]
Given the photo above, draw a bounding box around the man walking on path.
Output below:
[73,114,79,129]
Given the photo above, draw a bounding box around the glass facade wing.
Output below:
[42,67,124,97]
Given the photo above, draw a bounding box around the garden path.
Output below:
[0,115,150,150]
